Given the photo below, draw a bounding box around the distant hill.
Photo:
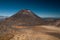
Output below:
[0,16,8,21]
[43,18,60,26]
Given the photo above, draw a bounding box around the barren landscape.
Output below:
[0,9,60,40]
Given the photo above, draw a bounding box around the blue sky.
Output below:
[0,0,60,18]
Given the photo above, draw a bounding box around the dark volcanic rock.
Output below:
[1,9,43,27]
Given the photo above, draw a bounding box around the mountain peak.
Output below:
[20,9,31,15]
[11,9,39,18]
[21,9,31,12]
[2,9,43,27]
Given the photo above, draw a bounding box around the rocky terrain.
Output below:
[0,9,60,40]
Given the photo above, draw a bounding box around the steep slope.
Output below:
[0,9,43,29]
[8,9,43,26]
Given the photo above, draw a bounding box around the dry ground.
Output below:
[9,25,60,40]
[0,25,60,40]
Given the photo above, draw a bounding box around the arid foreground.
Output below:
[0,25,60,40]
